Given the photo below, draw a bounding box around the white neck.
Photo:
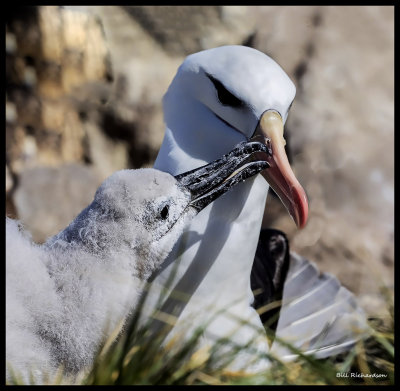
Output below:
[147,93,270,347]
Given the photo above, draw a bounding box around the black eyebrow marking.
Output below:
[206,73,245,108]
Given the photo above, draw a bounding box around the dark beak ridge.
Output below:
[175,141,270,212]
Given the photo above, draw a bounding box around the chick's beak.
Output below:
[253,110,308,228]
[175,141,270,213]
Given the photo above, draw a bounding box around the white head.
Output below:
[158,45,308,228]
[46,169,194,279]
[165,45,296,138]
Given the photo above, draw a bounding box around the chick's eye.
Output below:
[160,205,169,220]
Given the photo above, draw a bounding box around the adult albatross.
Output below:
[142,45,368,370]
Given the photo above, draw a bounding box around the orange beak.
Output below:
[253,110,308,228]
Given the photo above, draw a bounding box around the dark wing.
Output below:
[251,229,370,359]
[250,228,290,341]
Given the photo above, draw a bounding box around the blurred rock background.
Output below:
[6,6,393,317]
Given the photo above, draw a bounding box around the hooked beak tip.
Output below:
[255,110,309,229]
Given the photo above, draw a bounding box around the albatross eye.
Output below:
[206,73,244,108]
[160,205,169,220]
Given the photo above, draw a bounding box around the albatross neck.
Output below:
[154,101,270,300]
